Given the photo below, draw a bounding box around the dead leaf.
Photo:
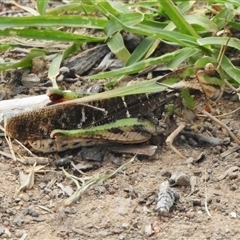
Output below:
[16,162,36,194]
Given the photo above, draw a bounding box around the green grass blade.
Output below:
[46,3,97,15]
[184,15,218,33]
[48,42,82,88]
[125,37,157,66]
[48,54,63,88]
[221,56,240,84]
[0,49,45,71]
[159,0,199,38]
[0,29,105,42]
[0,16,107,29]
[212,7,235,29]
[107,32,130,63]
[167,47,199,69]
[89,48,200,80]
[37,0,49,15]
[107,14,204,48]
[104,12,144,36]
[197,37,240,51]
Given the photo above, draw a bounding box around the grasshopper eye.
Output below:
[204,63,216,76]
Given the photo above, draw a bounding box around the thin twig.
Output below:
[1,120,18,162]
[70,161,88,176]
[202,110,240,145]
[197,107,240,118]
[0,150,25,164]
[224,79,240,93]
[166,124,185,159]
[14,139,36,157]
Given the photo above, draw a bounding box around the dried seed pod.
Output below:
[204,63,216,76]
[155,181,180,216]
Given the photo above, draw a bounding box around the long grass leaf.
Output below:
[89,48,199,79]
[159,0,199,38]
[197,37,240,51]
[0,16,107,29]
[0,29,105,42]
[125,37,157,66]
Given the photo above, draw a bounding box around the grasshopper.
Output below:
[5,60,224,154]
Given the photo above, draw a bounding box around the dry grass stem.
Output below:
[166,124,186,159]
[202,110,240,145]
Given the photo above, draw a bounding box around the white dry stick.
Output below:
[0,94,49,120]
[155,180,180,216]
[204,169,211,217]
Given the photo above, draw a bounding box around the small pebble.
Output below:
[228,172,238,180]
[15,230,24,238]
[186,157,194,164]
[230,212,237,218]
[32,217,46,222]
[21,73,40,87]
[229,184,238,191]
[186,211,195,219]
[3,220,9,227]
[30,210,39,217]
[145,224,153,236]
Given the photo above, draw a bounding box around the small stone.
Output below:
[186,211,195,219]
[13,216,24,226]
[32,217,46,222]
[230,184,237,191]
[23,209,29,215]
[169,172,190,186]
[3,220,9,227]
[230,212,237,218]
[15,230,24,238]
[122,223,129,229]
[228,172,238,180]
[223,137,231,145]
[153,226,161,234]
[38,182,46,189]
[145,224,153,236]
[190,198,201,206]
[160,169,171,177]
[0,226,5,235]
[30,210,39,217]
[80,147,103,162]
[186,157,194,164]
[14,198,21,203]
[212,146,222,154]
[21,73,40,87]
[188,138,198,146]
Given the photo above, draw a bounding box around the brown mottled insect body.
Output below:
[6,91,176,143]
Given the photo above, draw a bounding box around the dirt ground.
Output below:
[1,1,240,240]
